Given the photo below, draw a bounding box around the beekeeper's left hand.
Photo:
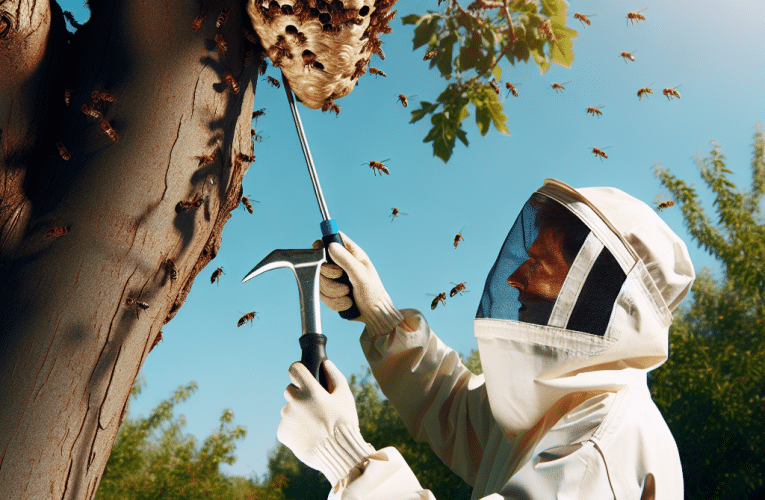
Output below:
[277,360,376,486]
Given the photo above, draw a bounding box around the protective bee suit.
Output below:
[278,179,694,500]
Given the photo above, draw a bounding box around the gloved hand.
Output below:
[315,232,404,338]
[277,360,376,486]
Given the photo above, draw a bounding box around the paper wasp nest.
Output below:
[247,0,397,110]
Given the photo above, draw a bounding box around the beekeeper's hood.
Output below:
[474,179,694,438]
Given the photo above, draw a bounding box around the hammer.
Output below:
[242,248,330,388]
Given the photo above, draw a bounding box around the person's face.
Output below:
[507,226,570,323]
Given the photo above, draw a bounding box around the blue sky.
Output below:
[61,0,765,481]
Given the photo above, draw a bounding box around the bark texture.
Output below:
[0,0,262,498]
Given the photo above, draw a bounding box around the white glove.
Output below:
[277,360,376,486]
[317,232,404,338]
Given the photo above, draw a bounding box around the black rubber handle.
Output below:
[322,232,361,320]
[299,333,328,390]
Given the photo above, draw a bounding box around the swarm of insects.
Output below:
[45,226,71,239]
[551,81,571,93]
[125,297,149,319]
[165,259,178,281]
[637,83,654,100]
[81,104,102,119]
[489,79,500,95]
[216,8,228,28]
[396,94,416,107]
[194,151,216,167]
[177,196,204,212]
[450,282,468,297]
[224,70,240,94]
[100,120,119,141]
[190,11,206,31]
[369,67,387,77]
[505,82,519,97]
[211,266,225,285]
[365,159,391,176]
[592,147,610,160]
[238,311,258,327]
[423,49,438,61]
[56,142,71,160]
[390,207,407,221]
[266,76,280,88]
[620,51,636,63]
[427,292,447,310]
[241,195,260,214]
[214,33,227,52]
[586,105,604,117]
[663,85,682,100]
[573,13,596,27]
[656,199,675,211]
[626,7,648,26]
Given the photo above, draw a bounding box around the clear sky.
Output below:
[61,0,765,481]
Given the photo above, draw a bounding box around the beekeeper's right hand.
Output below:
[316,232,404,338]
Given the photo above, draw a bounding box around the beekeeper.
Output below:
[277,179,694,499]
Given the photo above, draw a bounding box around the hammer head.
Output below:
[241,248,326,336]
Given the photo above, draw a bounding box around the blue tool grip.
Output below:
[320,221,361,320]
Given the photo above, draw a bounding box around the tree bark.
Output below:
[0,0,261,498]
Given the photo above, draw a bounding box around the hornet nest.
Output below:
[247,0,397,111]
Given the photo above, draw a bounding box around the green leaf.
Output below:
[401,14,421,25]
[410,101,440,123]
[424,113,457,163]
[436,32,458,78]
[492,64,502,81]
[411,14,441,50]
[549,23,578,68]
[459,34,483,73]
[470,85,509,136]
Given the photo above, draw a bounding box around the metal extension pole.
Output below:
[281,72,331,222]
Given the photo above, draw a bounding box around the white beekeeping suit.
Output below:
[278,179,694,500]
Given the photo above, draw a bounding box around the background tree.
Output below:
[651,124,765,499]
[0,1,258,498]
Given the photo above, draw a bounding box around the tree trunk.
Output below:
[0,1,261,498]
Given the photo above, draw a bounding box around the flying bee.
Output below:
[655,199,675,212]
[45,225,70,239]
[427,292,447,310]
[190,10,206,31]
[100,120,119,141]
[241,27,258,44]
[505,82,519,97]
[177,196,204,211]
[489,79,500,95]
[165,259,178,281]
[236,153,256,163]
[663,85,682,100]
[322,99,340,115]
[423,49,438,61]
[193,150,216,166]
[591,146,610,161]
[620,50,636,63]
[369,67,387,77]
[214,33,227,52]
[210,266,225,285]
[364,158,391,176]
[56,141,71,160]
[125,297,150,319]
[540,19,555,41]
[454,226,465,249]
[241,195,260,214]
[637,83,655,100]
[252,108,266,119]
[266,76,280,88]
[91,90,114,103]
[390,207,408,221]
[551,81,571,93]
[224,70,240,93]
[450,282,469,297]
[396,94,416,107]
[64,86,73,106]
[244,49,254,67]
[237,311,258,327]
[216,8,228,28]
[573,13,596,27]
[81,104,102,119]
[259,58,268,75]
[586,105,604,117]
[626,7,648,26]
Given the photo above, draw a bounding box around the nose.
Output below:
[507,260,529,290]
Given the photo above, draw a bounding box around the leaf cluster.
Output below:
[650,124,765,499]
[403,0,577,162]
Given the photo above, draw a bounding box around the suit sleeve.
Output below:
[358,309,494,485]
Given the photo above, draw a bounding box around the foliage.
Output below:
[96,378,273,500]
[651,124,765,499]
[403,0,578,162]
